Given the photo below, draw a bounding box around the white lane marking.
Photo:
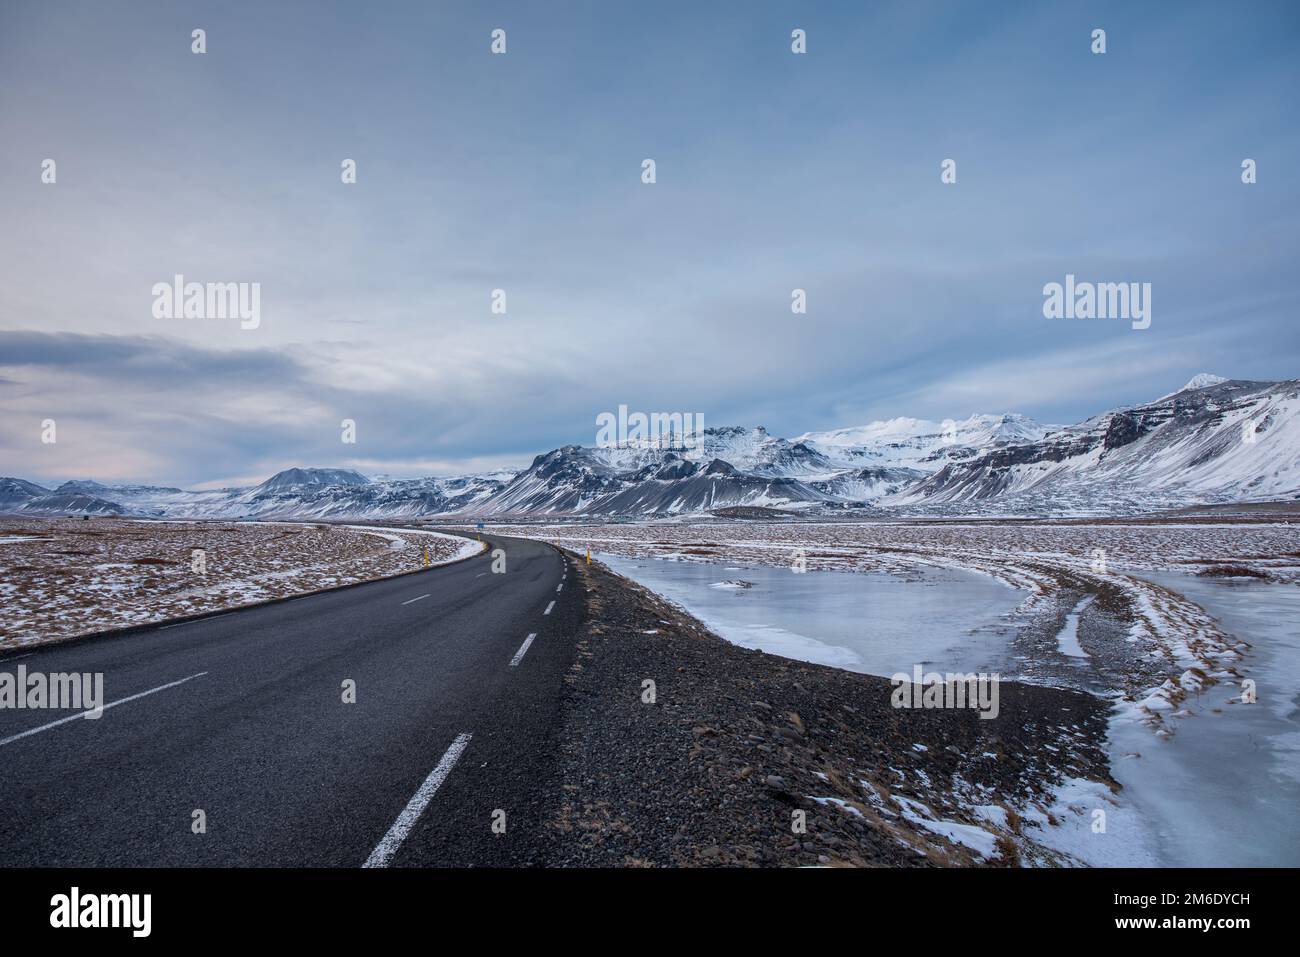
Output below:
[363,732,473,868]
[509,633,537,667]
[0,672,209,748]
[161,611,234,630]
[555,583,563,593]
[401,594,430,605]
[544,601,555,615]
[476,573,486,578]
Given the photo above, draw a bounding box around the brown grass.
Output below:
[1196,564,1269,579]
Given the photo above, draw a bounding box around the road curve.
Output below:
[0,534,579,867]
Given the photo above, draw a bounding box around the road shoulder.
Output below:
[543,556,1115,867]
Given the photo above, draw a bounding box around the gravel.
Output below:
[541,555,1115,867]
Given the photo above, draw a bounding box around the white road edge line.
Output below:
[544,601,555,615]
[0,672,209,748]
[363,732,473,868]
[401,594,430,605]
[509,633,537,667]
[161,611,234,630]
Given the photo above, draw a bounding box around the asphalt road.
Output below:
[0,533,580,867]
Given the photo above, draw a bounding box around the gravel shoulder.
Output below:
[543,554,1116,867]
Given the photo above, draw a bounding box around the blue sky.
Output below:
[1,0,1297,487]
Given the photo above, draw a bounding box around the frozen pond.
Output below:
[600,554,1026,678]
[603,553,1300,866]
[1100,572,1300,867]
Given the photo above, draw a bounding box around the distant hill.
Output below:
[5,375,1296,519]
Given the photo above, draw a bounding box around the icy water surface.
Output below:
[600,554,1026,678]
[604,555,1300,866]
[1103,572,1300,867]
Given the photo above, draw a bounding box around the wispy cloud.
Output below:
[1,1,1297,485]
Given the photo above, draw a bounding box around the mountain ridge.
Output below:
[4,375,1295,519]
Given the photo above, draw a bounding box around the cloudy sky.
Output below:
[1,0,1297,488]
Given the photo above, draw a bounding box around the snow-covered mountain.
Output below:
[477,417,1058,517]
[2,478,131,515]
[3,467,515,520]
[1155,373,1227,402]
[477,418,1058,516]
[481,440,824,517]
[887,376,1300,514]
[0,477,53,510]
[4,375,1296,520]
[254,467,369,492]
[795,413,1052,471]
[216,469,514,519]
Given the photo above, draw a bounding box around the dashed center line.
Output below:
[0,671,209,748]
[509,633,537,667]
[401,594,430,605]
[555,583,563,593]
[363,732,473,868]
[543,601,555,615]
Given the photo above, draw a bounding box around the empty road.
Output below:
[0,533,580,867]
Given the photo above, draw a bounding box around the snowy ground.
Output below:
[0,517,482,648]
